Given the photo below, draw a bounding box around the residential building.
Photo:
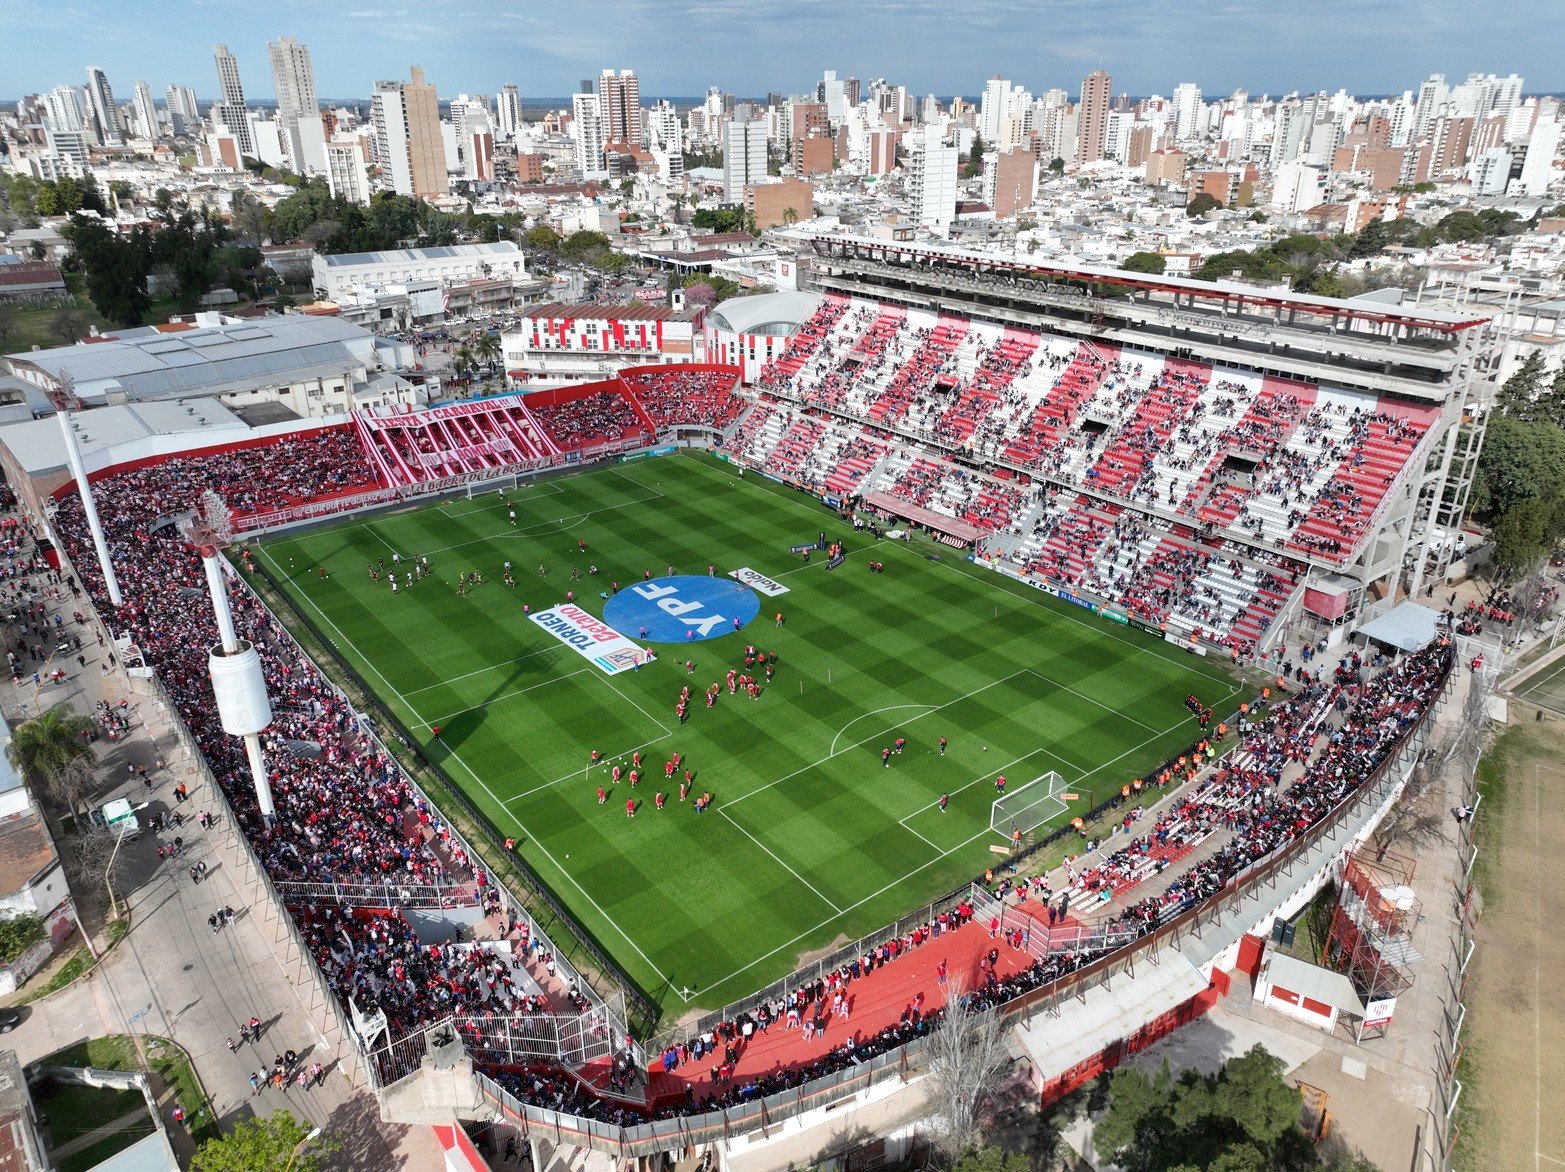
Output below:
[326,140,371,205]
[1077,69,1112,163]
[85,66,121,146]
[909,123,959,229]
[268,35,324,172]
[983,148,1036,218]
[572,91,605,177]
[723,117,768,204]
[131,81,159,141]
[867,129,898,175]
[515,152,546,184]
[1519,119,1561,196]
[745,178,813,229]
[372,68,448,199]
[212,44,253,156]
[1173,83,1203,140]
[497,84,521,141]
[164,85,198,135]
[597,69,641,147]
[1272,160,1327,213]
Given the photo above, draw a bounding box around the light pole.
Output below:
[104,800,149,921]
[283,1126,322,1171]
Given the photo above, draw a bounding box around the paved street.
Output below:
[4,554,443,1169]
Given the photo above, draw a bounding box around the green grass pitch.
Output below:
[253,452,1241,1014]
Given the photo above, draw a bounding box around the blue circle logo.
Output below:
[602,576,761,643]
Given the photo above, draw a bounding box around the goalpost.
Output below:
[989,770,1070,841]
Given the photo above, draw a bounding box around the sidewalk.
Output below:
[4,548,443,1169]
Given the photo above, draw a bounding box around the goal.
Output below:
[990,770,1069,841]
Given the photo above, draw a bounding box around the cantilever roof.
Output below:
[808,232,1491,332]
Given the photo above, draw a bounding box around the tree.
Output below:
[0,303,15,349]
[924,982,1013,1162]
[1474,417,1565,518]
[1048,157,1065,176]
[1186,192,1223,217]
[0,915,44,965]
[781,206,799,227]
[524,225,560,252]
[50,309,89,344]
[191,1111,338,1172]
[1123,251,1167,275]
[1498,351,1548,419]
[472,332,502,376]
[951,1146,1029,1172]
[6,704,96,815]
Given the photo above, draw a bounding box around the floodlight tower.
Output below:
[181,491,276,824]
[57,410,123,608]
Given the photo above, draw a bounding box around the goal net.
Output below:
[990,770,1069,841]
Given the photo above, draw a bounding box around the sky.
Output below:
[6,0,1561,102]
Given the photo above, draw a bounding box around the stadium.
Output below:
[2,238,1476,1164]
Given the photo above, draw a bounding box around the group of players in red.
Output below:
[589,747,713,818]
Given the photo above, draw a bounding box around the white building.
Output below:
[212,44,253,157]
[326,141,371,205]
[85,67,121,146]
[1469,148,1512,196]
[372,81,415,195]
[1173,83,1203,140]
[131,81,159,141]
[268,35,325,173]
[311,242,528,302]
[502,302,701,384]
[1519,119,1561,197]
[497,84,521,141]
[908,124,958,230]
[1272,160,1326,214]
[723,118,768,204]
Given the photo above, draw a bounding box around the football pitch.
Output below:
[253,452,1241,1014]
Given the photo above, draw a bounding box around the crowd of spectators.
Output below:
[622,369,744,432]
[531,391,644,451]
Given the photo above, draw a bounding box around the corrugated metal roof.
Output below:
[3,316,376,401]
[1262,952,1364,1014]
[320,242,522,268]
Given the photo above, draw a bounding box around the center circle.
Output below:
[601,575,762,644]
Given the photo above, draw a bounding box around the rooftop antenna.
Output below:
[179,491,276,824]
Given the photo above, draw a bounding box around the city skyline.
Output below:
[4,0,1560,103]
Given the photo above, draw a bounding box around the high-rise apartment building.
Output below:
[404,67,446,198]
[131,81,159,140]
[268,34,322,170]
[164,85,199,126]
[326,141,371,205]
[722,115,769,203]
[572,91,605,176]
[47,85,88,134]
[212,44,254,156]
[1173,83,1203,140]
[85,67,122,146]
[909,123,958,229]
[497,84,521,140]
[596,69,641,147]
[1077,69,1112,163]
[371,67,448,199]
[1414,73,1448,139]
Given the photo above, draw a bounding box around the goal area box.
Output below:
[990,770,1069,840]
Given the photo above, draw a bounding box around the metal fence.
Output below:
[270,879,479,910]
[236,555,658,1033]
[647,884,975,1053]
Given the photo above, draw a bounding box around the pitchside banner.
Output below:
[530,604,649,675]
[730,567,789,596]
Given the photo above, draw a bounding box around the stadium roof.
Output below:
[710,291,822,336]
[0,398,250,477]
[1355,602,1442,652]
[3,316,378,404]
[318,242,523,268]
[807,233,1490,333]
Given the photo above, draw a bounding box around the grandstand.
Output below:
[0,243,1485,1168]
[728,234,1489,661]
